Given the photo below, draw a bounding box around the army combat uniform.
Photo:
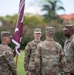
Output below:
[0,31,17,75]
[62,25,74,75]
[0,44,17,75]
[35,40,63,75]
[24,28,42,75]
[62,34,74,75]
[24,40,42,75]
[35,27,63,75]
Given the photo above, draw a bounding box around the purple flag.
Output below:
[12,0,25,55]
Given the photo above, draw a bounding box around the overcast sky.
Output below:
[0,0,74,16]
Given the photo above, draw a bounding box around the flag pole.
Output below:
[12,0,25,67]
[16,54,18,67]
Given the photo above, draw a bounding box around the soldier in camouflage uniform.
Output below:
[24,28,42,75]
[0,31,17,75]
[62,25,74,75]
[35,27,63,75]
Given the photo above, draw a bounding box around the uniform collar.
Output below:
[46,38,54,41]
[32,40,41,44]
[66,34,74,43]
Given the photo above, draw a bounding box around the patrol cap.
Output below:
[63,24,74,30]
[34,28,41,34]
[45,27,55,34]
[1,31,12,39]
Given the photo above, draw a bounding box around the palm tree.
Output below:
[42,0,65,23]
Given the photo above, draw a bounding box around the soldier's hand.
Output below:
[26,71,29,75]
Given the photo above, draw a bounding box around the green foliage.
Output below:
[24,14,45,26]
[54,30,65,47]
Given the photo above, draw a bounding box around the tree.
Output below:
[42,0,65,23]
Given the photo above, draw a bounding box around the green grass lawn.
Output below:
[14,50,26,75]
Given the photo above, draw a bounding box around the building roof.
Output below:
[60,14,74,20]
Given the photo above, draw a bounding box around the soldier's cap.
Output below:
[34,28,41,34]
[1,31,12,38]
[46,27,55,34]
[63,24,74,30]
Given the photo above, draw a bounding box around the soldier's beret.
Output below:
[1,31,12,38]
[45,27,55,34]
[63,24,74,30]
[34,28,41,34]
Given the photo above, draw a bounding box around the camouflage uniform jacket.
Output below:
[0,44,17,75]
[35,39,62,75]
[24,40,42,72]
[62,34,74,72]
